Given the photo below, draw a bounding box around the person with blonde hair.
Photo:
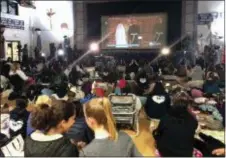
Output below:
[9,62,34,94]
[35,95,52,105]
[9,62,29,81]
[80,97,141,157]
[26,95,52,135]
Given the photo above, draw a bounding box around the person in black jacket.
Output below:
[37,65,54,84]
[10,98,29,138]
[67,101,94,147]
[25,101,79,157]
[51,63,68,98]
[100,68,119,84]
[68,65,83,86]
[135,71,150,91]
[127,19,140,45]
[194,132,225,157]
[126,60,139,74]
[153,91,198,157]
[144,81,171,120]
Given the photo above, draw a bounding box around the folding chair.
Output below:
[108,93,140,137]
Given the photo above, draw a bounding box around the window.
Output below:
[5,41,20,61]
[1,0,18,15]
[8,2,17,15]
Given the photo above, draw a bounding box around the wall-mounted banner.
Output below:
[0,17,25,30]
[197,12,219,25]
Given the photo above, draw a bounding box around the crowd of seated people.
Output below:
[0,56,225,157]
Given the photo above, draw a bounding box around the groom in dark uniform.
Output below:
[127,19,140,46]
[152,17,165,44]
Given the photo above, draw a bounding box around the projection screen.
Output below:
[101,13,168,49]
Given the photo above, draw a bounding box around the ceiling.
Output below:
[80,0,149,3]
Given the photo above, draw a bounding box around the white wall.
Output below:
[2,6,35,55]
[197,1,224,46]
[2,1,74,57]
[33,1,74,55]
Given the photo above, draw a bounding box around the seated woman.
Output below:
[100,68,118,85]
[135,71,150,91]
[205,65,216,78]
[9,62,32,92]
[203,72,220,95]
[153,91,198,157]
[80,98,142,157]
[145,81,171,129]
[26,95,52,136]
[50,64,68,99]
[126,60,139,80]
[68,65,83,86]
[80,81,95,104]
[143,61,154,77]
[215,64,225,88]
[175,65,191,84]
[25,101,78,157]
[189,65,204,81]
[9,62,30,80]
[37,65,54,84]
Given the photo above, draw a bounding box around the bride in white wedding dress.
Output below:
[115,23,128,48]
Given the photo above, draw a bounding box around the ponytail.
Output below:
[31,103,53,132]
[102,98,118,141]
[31,101,76,133]
[84,98,118,141]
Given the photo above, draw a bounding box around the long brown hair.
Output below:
[84,98,118,140]
[172,91,193,108]
[31,101,76,133]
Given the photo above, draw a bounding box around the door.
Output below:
[5,41,20,61]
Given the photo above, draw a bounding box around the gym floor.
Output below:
[124,112,155,156]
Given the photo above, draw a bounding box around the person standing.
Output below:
[127,19,140,46]
[22,44,28,62]
[152,17,165,45]
[115,23,128,48]
[0,25,5,59]
[49,43,56,59]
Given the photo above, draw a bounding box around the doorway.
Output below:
[5,41,20,61]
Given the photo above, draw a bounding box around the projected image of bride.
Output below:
[102,13,167,49]
[115,23,128,48]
